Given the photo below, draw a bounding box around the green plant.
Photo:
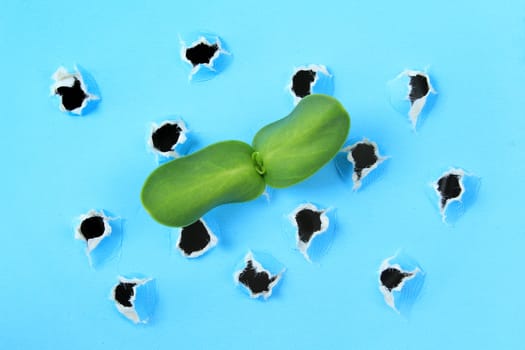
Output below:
[141,94,350,227]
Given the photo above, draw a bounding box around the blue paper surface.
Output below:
[1,0,524,348]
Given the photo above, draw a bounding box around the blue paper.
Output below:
[2,1,523,348]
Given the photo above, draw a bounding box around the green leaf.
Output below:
[141,95,351,227]
[141,140,266,227]
[252,94,350,188]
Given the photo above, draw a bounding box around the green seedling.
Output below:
[141,94,350,227]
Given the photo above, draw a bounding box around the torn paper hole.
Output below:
[234,251,284,300]
[111,276,156,324]
[430,168,480,223]
[176,217,218,258]
[379,253,425,314]
[74,210,122,268]
[335,139,387,190]
[180,33,232,82]
[288,64,334,105]
[75,210,111,251]
[288,203,335,262]
[148,119,191,163]
[50,66,100,115]
[387,69,436,129]
[437,170,464,213]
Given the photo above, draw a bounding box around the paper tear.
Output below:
[433,168,466,222]
[51,66,100,115]
[379,254,423,313]
[388,69,436,129]
[180,34,231,81]
[406,70,434,127]
[75,210,112,253]
[177,218,218,258]
[342,139,386,190]
[289,203,330,261]
[288,64,333,104]
[234,252,282,299]
[74,210,123,268]
[148,120,189,159]
[112,276,155,324]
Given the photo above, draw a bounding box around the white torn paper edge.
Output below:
[180,35,231,80]
[433,168,466,222]
[234,251,282,300]
[74,209,113,253]
[342,139,387,191]
[176,218,218,258]
[148,119,189,158]
[379,255,420,313]
[288,203,330,262]
[112,276,153,324]
[50,66,99,115]
[403,69,436,128]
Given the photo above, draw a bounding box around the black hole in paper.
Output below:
[408,74,430,104]
[179,219,211,256]
[351,142,378,180]
[80,215,106,240]
[114,282,136,307]
[152,123,183,153]
[291,69,316,98]
[437,173,462,209]
[380,268,413,292]
[295,208,322,244]
[56,78,87,111]
[238,259,277,295]
[185,42,219,66]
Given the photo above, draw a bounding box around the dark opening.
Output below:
[185,42,219,66]
[55,78,87,111]
[408,74,430,104]
[437,173,462,209]
[178,219,211,256]
[79,215,106,240]
[152,123,183,153]
[380,268,413,292]
[351,142,378,180]
[114,282,136,307]
[238,259,277,295]
[295,208,322,244]
[291,69,316,98]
